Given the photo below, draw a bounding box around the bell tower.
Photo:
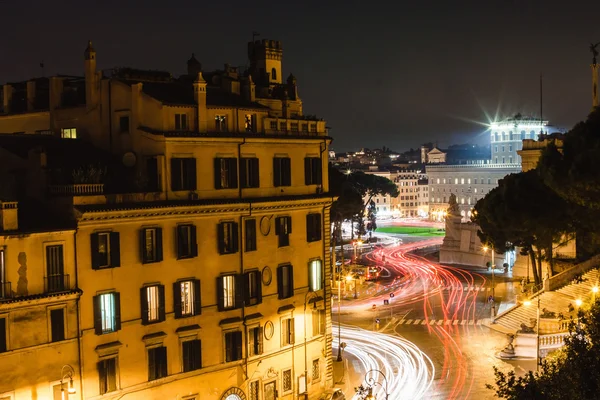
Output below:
[248,39,283,86]
[84,40,98,110]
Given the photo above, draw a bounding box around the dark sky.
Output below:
[3,1,600,151]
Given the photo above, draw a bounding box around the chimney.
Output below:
[242,75,256,102]
[2,84,13,114]
[26,80,36,111]
[0,202,18,231]
[193,73,207,132]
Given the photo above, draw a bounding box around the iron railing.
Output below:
[44,274,70,293]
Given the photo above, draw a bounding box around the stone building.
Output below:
[490,116,549,165]
[0,39,333,400]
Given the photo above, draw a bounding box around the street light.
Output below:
[346,274,357,299]
[483,246,496,320]
[363,369,389,400]
[303,291,319,399]
[60,364,76,399]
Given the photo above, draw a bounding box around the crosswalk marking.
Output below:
[395,318,482,326]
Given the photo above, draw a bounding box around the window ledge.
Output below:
[277,304,295,314]
[176,324,201,338]
[244,313,263,323]
[95,341,123,357]
[142,331,167,347]
[219,317,242,328]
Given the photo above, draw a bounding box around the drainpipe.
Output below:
[241,202,252,379]
[74,230,84,399]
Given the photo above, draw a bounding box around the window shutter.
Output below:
[229,158,238,189]
[140,287,149,325]
[190,225,198,257]
[158,284,165,322]
[193,279,201,316]
[114,292,122,331]
[235,331,243,360]
[217,223,225,254]
[240,158,247,188]
[257,327,264,354]
[110,232,121,267]
[313,159,322,185]
[288,265,294,298]
[171,158,181,191]
[283,158,291,186]
[225,334,232,362]
[155,228,163,262]
[173,282,182,319]
[243,272,250,306]
[277,266,284,299]
[176,226,184,259]
[315,214,322,240]
[286,216,292,234]
[214,158,222,189]
[232,222,239,253]
[306,214,312,242]
[216,276,225,312]
[251,158,260,187]
[273,158,281,187]
[304,158,311,185]
[140,229,147,264]
[90,233,100,270]
[290,319,295,344]
[188,158,197,190]
[256,271,263,304]
[235,274,244,309]
[93,295,102,335]
[275,217,281,235]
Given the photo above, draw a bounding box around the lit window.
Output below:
[281,317,295,346]
[61,128,77,139]
[141,285,164,324]
[175,114,188,130]
[215,115,228,132]
[94,292,120,334]
[309,260,323,291]
[221,275,236,310]
[174,279,201,318]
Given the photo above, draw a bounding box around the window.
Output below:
[304,157,322,185]
[50,308,65,342]
[248,326,263,357]
[245,114,256,132]
[140,285,165,325]
[182,339,202,372]
[290,122,299,132]
[270,120,277,130]
[218,221,239,254]
[46,245,65,293]
[91,232,120,269]
[273,157,291,187]
[240,158,260,188]
[0,317,5,353]
[276,216,292,247]
[488,178,491,184]
[282,368,292,393]
[312,310,325,336]
[271,67,277,81]
[93,292,121,335]
[501,145,505,152]
[277,264,294,299]
[224,331,243,362]
[148,346,168,381]
[281,317,295,346]
[245,219,257,252]
[214,158,238,189]
[217,274,240,311]
[461,178,464,184]
[146,157,160,192]
[171,158,197,191]
[98,358,117,394]
[174,279,201,318]
[215,115,228,132]
[60,128,77,139]
[310,124,317,133]
[474,178,478,184]
[175,114,188,130]
[509,156,513,163]
[177,224,198,259]
[244,270,262,306]
[494,146,498,153]
[309,260,323,291]
[306,214,321,243]
[509,144,513,152]
[312,359,320,381]
[249,381,259,400]
[140,227,163,264]
[279,121,287,131]
[119,116,129,133]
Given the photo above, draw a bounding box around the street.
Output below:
[332,228,536,399]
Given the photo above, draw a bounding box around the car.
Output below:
[318,388,346,400]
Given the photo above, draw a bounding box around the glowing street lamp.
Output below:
[575,299,583,307]
[346,274,357,299]
[60,364,76,400]
[592,286,599,294]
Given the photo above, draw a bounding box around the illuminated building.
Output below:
[0,39,333,400]
[490,116,549,165]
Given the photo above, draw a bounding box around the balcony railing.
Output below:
[0,282,12,300]
[49,184,104,196]
[44,274,70,294]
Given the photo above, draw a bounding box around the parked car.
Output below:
[318,388,346,400]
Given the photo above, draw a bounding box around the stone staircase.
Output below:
[494,268,600,333]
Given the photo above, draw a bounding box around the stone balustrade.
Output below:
[49,184,104,196]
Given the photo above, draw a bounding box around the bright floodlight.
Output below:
[346,275,353,282]
[523,300,532,307]
[593,286,599,293]
[576,299,583,307]
[483,246,488,252]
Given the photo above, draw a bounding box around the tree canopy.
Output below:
[488,299,600,399]
[472,170,571,284]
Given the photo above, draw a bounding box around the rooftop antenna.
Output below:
[540,73,543,138]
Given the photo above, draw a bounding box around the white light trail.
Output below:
[335,324,435,400]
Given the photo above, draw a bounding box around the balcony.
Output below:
[49,184,105,196]
[0,282,12,300]
[44,274,70,294]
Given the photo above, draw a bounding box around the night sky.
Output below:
[3,1,600,151]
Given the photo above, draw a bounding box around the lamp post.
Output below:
[304,291,319,399]
[524,284,543,371]
[363,369,389,400]
[60,364,76,400]
[483,246,496,320]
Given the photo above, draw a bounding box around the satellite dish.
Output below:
[122,152,137,167]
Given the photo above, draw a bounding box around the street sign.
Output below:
[390,293,395,298]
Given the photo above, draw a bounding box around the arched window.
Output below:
[271,68,277,80]
[521,130,526,140]
[530,130,535,139]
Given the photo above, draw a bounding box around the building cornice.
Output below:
[426,163,522,171]
[0,289,82,311]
